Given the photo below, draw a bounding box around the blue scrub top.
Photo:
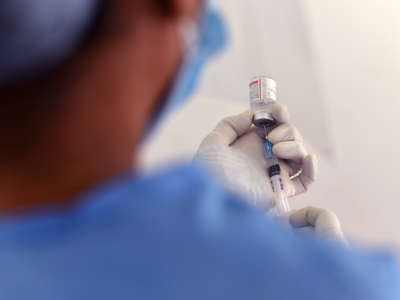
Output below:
[0,163,398,300]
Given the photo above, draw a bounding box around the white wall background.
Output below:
[140,0,400,251]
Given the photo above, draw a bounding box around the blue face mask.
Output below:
[146,3,228,136]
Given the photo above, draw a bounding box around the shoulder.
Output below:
[0,163,399,300]
[80,163,400,300]
[78,162,251,224]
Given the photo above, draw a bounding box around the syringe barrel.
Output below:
[249,76,290,218]
[270,175,290,217]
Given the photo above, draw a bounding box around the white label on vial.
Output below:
[250,79,276,101]
[249,80,261,101]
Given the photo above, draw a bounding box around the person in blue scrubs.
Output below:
[0,0,398,299]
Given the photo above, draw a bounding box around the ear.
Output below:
[174,0,204,17]
[155,0,204,19]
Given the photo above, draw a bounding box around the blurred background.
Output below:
[140,0,400,250]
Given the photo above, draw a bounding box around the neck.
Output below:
[0,169,100,213]
[0,108,141,213]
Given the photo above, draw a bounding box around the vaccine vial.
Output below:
[249,76,277,127]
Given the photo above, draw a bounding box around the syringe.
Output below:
[264,130,290,217]
[249,76,290,217]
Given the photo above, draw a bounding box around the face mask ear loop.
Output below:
[179,18,200,56]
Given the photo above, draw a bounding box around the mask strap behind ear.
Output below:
[179,17,200,54]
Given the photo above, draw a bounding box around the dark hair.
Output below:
[153,0,173,15]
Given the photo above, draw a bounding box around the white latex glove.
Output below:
[290,207,347,245]
[195,106,318,211]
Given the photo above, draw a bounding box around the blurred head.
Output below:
[0,0,209,209]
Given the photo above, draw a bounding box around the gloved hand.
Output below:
[195,105,318,211]
[290,207,347,245]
